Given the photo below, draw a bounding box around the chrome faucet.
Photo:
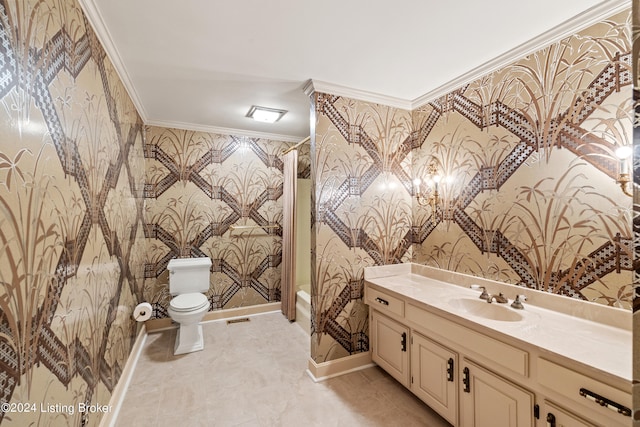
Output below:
[486,293,508,304]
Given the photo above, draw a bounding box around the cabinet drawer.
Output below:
[544,400,596,427]
[366,286,404,318]
[537,358,631,423]
[406,303,528,377]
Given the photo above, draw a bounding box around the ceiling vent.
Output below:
[246,105,287,123]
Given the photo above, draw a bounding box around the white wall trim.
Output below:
[102,304,282,425]
[77,0,149,122]
[99,326,147,427]
[201,303,282,324]
[306,0,629,110]
[80,0,628,134]
[144,302,282,333]
[303,79,413,110]
[411,0,630,108]
[146,119,303,143]
[79,0,308,142]
[306,352,374,382]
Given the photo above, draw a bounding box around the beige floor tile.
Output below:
[117,312,451,427]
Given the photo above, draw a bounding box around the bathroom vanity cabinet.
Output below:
[370,310,410,387]
[459,358,533,427]
[365,272,631,427]
[409,330,458,424]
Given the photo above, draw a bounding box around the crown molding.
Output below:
[77,0,149,121]
[79,0,628,127]
[304,79,413,110]
[146,119,303,143]
[306,0,629,111]
[411,0,630,108]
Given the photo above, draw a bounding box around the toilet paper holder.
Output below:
[133,302,153,322]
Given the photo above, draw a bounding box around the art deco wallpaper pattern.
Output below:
[413,10,635,308]
[631,2,639,424]
[311,95,413,362]
[0,0,145,425]
[312,9,634,363]
[143,126,298,318]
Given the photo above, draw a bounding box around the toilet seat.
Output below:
[169,293,208,312]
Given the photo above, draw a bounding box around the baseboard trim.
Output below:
[100,326,147,427]
[202,303,281,323]
[306,351,374,382]
[102,303,282,424]
[144,302,282,332]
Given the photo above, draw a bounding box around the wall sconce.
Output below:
[413,160,442,211]
[615,145,632,197]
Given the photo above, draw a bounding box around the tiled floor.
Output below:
[116,311,452,426]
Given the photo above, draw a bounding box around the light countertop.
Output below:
[364,264,631,383]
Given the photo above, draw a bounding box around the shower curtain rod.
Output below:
[282,136,310,155]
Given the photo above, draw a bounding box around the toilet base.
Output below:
[173,322,204,355]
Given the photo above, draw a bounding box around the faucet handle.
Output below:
[511,294,526,309]
[471,285,489,300]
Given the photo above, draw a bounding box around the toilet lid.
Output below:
[170,293,208,312]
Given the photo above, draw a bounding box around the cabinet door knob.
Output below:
[401,332,407,352]
[546,413,556,427]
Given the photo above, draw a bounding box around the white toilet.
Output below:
[167,257,212,355]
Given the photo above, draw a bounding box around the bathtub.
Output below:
[295,284,310,335]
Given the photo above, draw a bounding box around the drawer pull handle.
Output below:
[446,358,454,382]
[546,413,556,427]
[462,367,470,393]
[401,332,407,352]
[579,388,631,417]
[375,297,389,306]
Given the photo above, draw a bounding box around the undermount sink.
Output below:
[448,298,523,322]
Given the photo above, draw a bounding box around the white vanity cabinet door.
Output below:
[542,401,596,427]
[371,310,410,387]
[460,359,534,427]
[410,332,458,426]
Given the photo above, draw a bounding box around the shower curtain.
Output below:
[281,150,298,321]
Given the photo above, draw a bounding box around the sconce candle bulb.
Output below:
[615,145,632,160]
[614,145,633,197]
[415,159,443,214]
[432,174,441,191]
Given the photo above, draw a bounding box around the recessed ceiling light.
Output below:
[246,105,287,123]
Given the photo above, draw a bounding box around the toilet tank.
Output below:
[167,257,212,295]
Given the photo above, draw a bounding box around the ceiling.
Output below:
[83,0,620,142]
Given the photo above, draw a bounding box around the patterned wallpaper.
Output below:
[631,1,639,425]
[142,126,296,318]
[311,94,413,362]
[0,0,146,425]
[413,9,634,308]
[0,0,634,421]
[311,9,635,364]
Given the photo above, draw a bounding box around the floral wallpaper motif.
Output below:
[312,9,635,364]
[412,9,635,309]
[143,126,294,318]
[311,95,413,362]
[631,1,639,424]
[0,0,145,425]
